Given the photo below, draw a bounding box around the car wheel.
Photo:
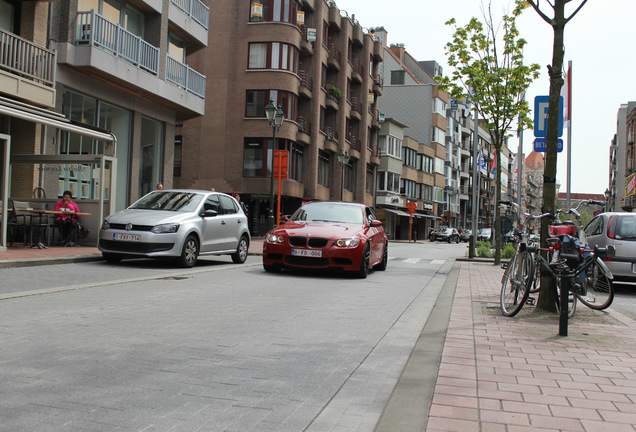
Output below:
[177,235,198,268]
[102,252,122,263]
[231,235,249,264]
[263,263,281,273]
[354,243,370,279]
[374,242,388,271]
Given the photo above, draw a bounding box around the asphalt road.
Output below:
[0,241,466,431]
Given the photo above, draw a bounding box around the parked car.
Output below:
[460,229,472,242]
[436,227,460,243]
[262,201,388,278]
[584,212,636,284]
[477,228,492,241]
[98,190,250,268]
[429,227,446,242]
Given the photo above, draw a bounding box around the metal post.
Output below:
[470,104,479,257]
[268,128,276,231]
[558,277,570,336]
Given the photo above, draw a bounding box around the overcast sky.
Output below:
[332,0,636,195]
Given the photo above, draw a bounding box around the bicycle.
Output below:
[500,201,615,318]
[549,200,614,311]
[499,201,552,317]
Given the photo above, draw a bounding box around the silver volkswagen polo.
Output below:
[98,190,250,267]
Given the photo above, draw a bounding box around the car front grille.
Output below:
[289,236,329,248]
[100,239,173,253]
[108,223,154,232]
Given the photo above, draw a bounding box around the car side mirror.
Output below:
[202,209,218,217]
[370,220,383,227]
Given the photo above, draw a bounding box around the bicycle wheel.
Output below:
[576,258,614,310]
[501,250,534,317]
[530,257,541,293]
[554,278,577,318]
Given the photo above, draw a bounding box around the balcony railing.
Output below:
[327,43,341,64]
[297,116,312,135]
[351,58,363,75]
[166,55,206,99]
[170,0,210,29]
[0,27,56,86]
[77,11,159,75]
[350,96,361,114]
[348,135,361,152]
[299,69,312,91]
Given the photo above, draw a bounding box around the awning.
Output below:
[0,96,117,250]
[415,212,442,220]
[380,208,410,217]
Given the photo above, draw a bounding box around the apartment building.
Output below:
[0,0,209,247]
[609,102,636,212]
[176,0,384,236]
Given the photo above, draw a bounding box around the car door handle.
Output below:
[221,221,226,225]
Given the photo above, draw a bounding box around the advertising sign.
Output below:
[626,172,636,197]
[251,3,262,17]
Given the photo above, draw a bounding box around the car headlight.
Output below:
[266,233,285,243]
[151,223,180,234]
[335,238,360,247]
[101,220,110,230]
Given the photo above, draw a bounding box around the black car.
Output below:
[436,228,460,243]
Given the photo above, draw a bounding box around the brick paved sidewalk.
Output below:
[426,262,636,432]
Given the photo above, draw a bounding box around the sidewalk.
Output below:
[0,238,265,268]
[425,262,636,432]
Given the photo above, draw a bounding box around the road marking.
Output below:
[404,258,422,264]
[431,260,446,265]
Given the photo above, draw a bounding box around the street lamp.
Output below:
[265,100,284,230]
[337,150,350,201]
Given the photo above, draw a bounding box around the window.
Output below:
[434,186,444,203]
[366,164,374,195]
[377,172,400,193]
[245,90,297,119]
[219,195,239,214]
[344,158,356,192]
[379,134,402,158]
[432,98,447,115]
[318,150,330,187]
[139,117,164,198]
[434,158,445,174]
[249,0,299,24]
[400,179,416,198]
[248,42,299,73]
[168,33,186,63]
[287,142,304,182]
[0,0,14,32]
[322,20,328,46]
[321,63,327,89]
[432,127,445,144]
[421,184,433,201]
[402,147,417,168]
[244,138,272,177]
[421,155,433,173]
[391,70,405,85]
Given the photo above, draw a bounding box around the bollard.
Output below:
[468,236,474,258]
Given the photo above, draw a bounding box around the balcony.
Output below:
[349,96,361,121]
[77,11,159,74]
[372,74,383,95]
[0,28,56,107]
[61,11,205,117]
[296,116,311,144]
[170,0,209,29]
[168,0,209,48]
[327,43,341,70]
[298,69,313,98]
[166,55,206,98]
[350,58,363,82]
[347,135,361,152]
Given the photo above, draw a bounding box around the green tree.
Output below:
[438,1,540,265]
[526,0,587,311]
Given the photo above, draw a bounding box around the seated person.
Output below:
[54,190,80,246]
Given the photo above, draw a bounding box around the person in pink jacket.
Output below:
[54,190,81,246]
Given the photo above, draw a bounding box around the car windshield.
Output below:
[129,191,203,212]
[291,203,363,224]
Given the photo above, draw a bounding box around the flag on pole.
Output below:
[561,63,572,128]
[490,153,497,174]
[511,154,518,184]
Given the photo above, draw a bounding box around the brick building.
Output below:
[176,0,384,236]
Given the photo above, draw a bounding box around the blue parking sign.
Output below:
[534,96,563,138]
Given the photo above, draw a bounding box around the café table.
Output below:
[21,209,92,248]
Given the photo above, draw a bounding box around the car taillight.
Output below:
[607,215,617,239]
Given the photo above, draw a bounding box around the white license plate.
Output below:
[292,248,322,257]
[113,233,141,241]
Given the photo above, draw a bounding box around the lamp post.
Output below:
[265,100,284,230]
[337,150,350,201]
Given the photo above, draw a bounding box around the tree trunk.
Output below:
[537,2,566,312]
